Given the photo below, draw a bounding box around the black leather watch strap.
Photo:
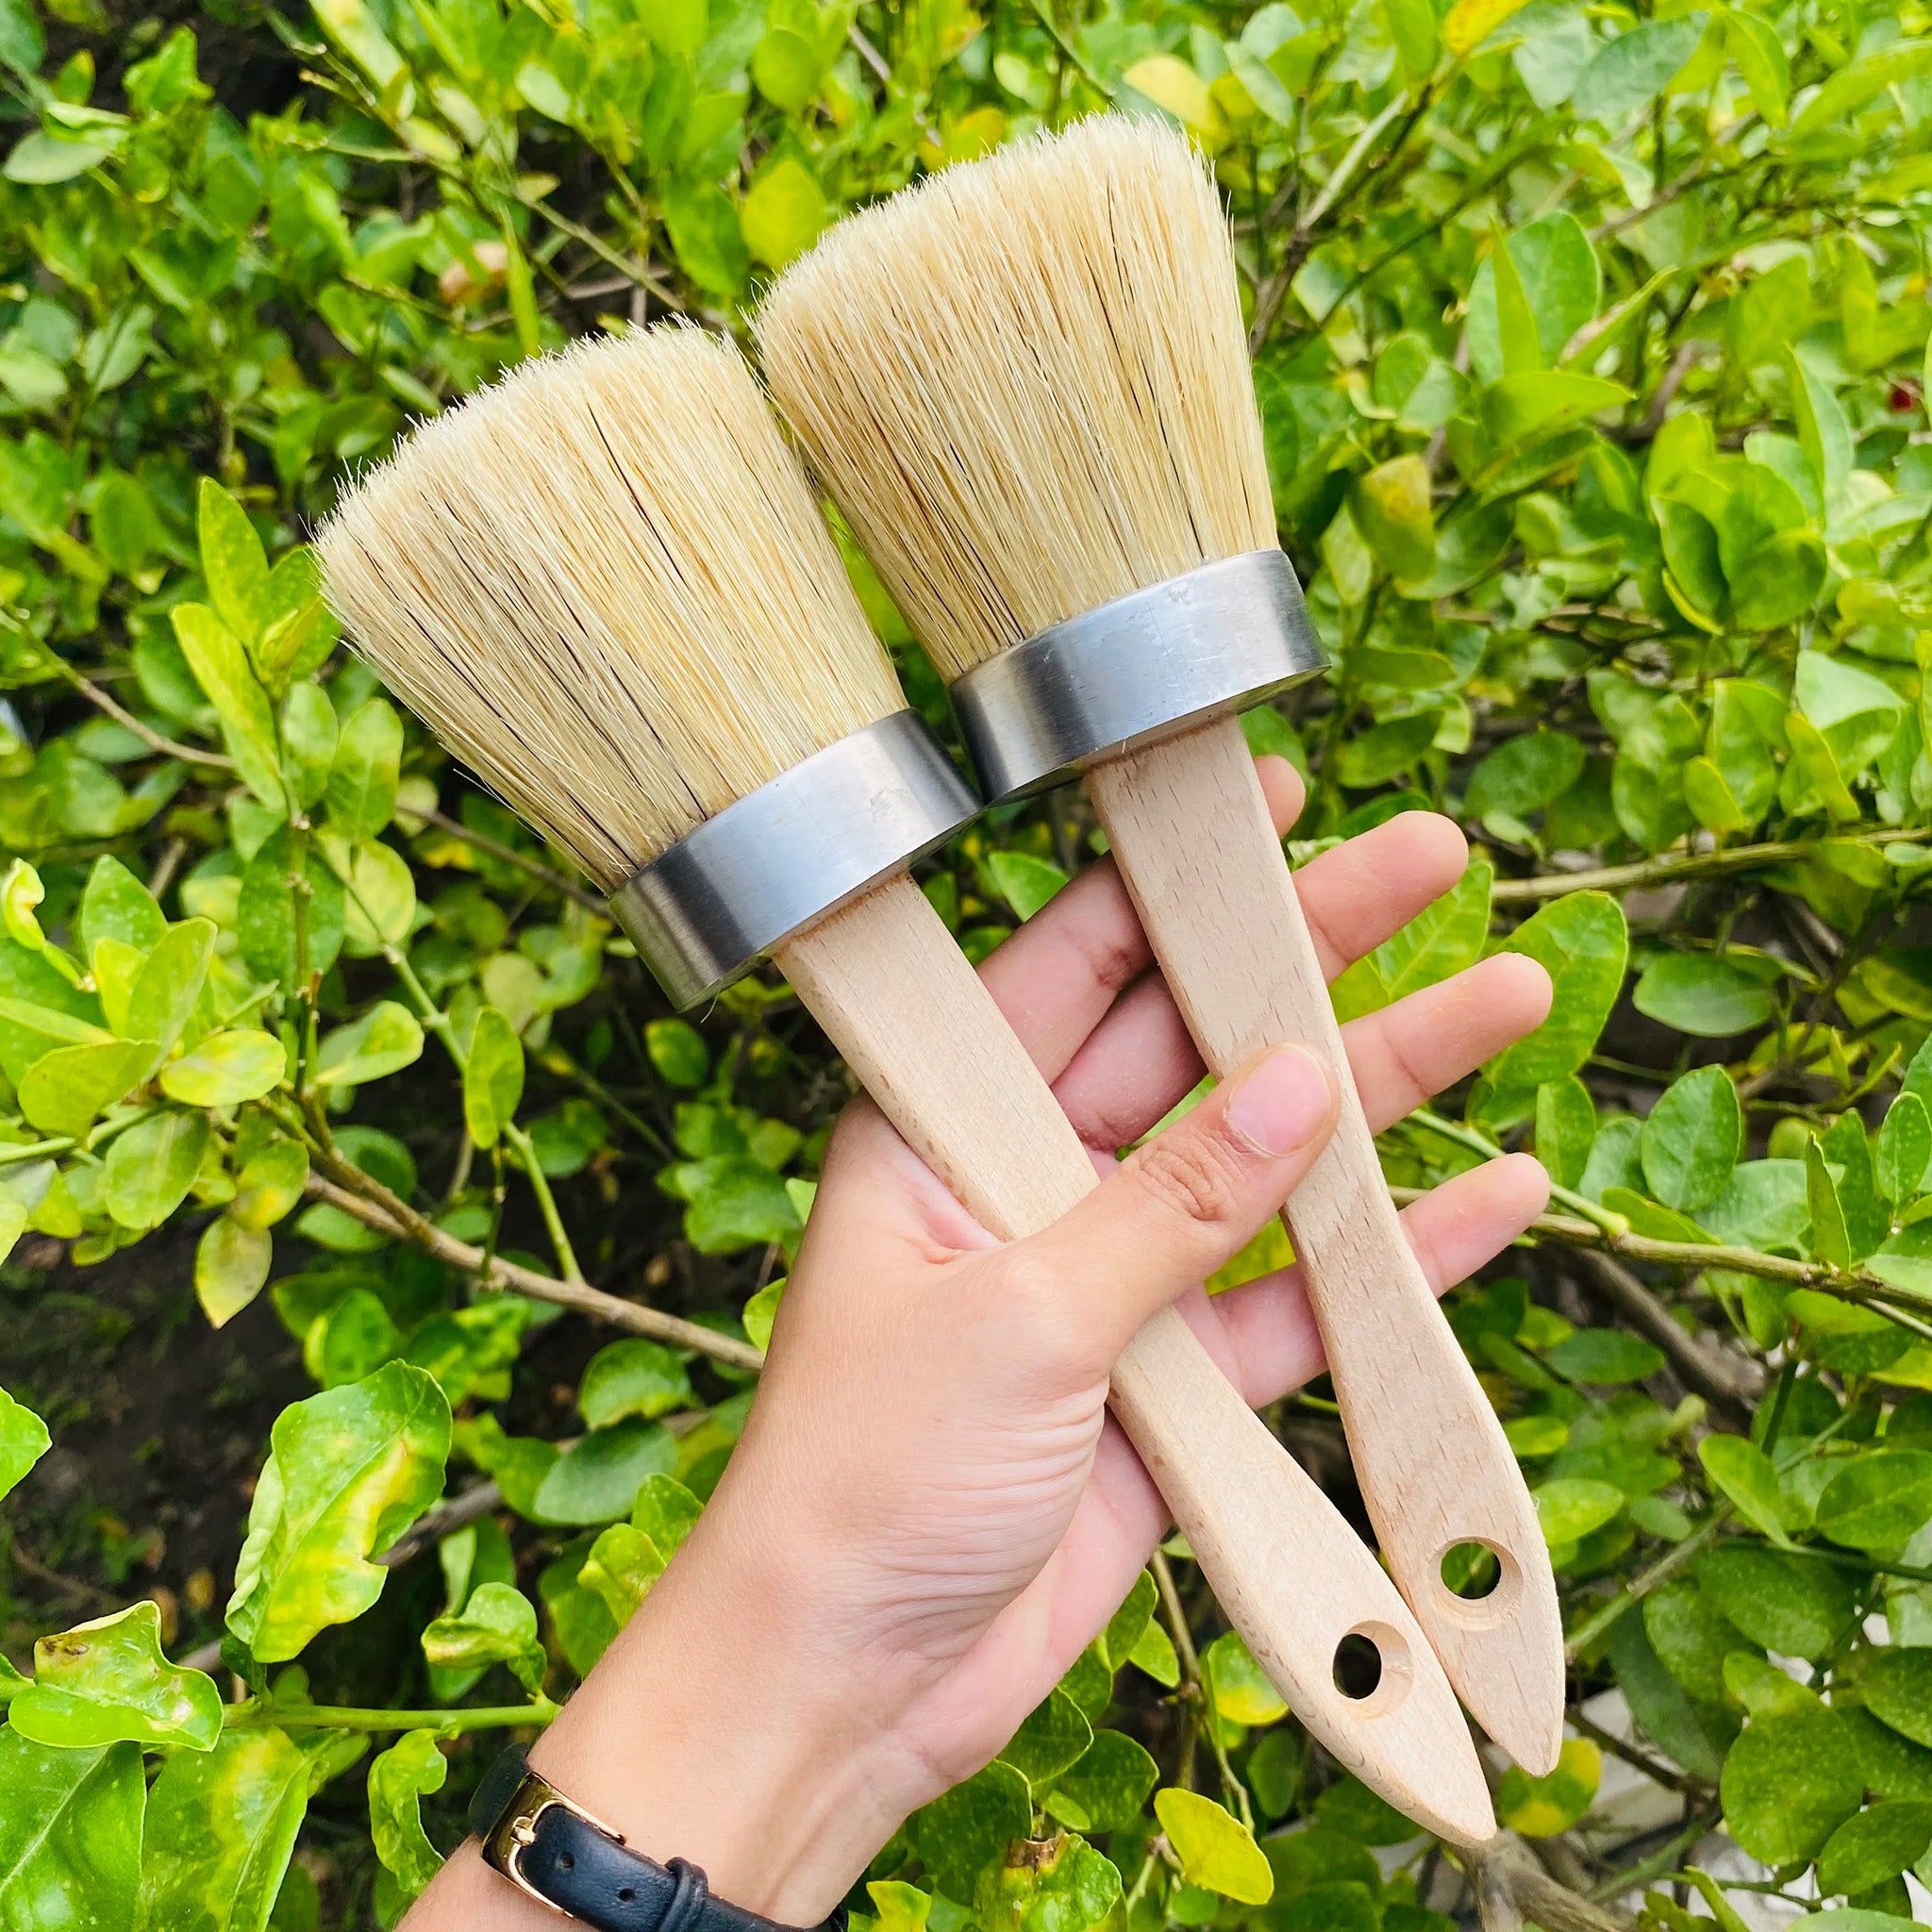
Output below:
[468,1744,846,1932]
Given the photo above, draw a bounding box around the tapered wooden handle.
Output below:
[775,872,1494,1844]
[1085,714,1565,1776]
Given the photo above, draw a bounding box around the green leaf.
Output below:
[1533,1476,1624,1544]
[576,1522,666,1624]
[1692,1545,1853,1659]
[1534,1074,1596,1189]
[238,829,345,991]
[1350,455,1435,581]
[988,850,1069,922]
[279,684,337,810]
[17,1038,157,1139]
[171,604,285,813]
[1720,1707,1863,1865]
[0,0,43,76]
[78,855,165,963]
[1632,954,1776,1038]
[338,839,415,957]
[1204,1628,1288,1726]
[422,1581,544,1692]
[1470,215,1600,381]
[741,155,828,270]
[1048,1731,1158,1834]
[461,1006,524,1150]
[105,1107,211,1230]
[313,1001,424,1090]
[0,1732,143,1929]
[1478,371,1626,460]
[1791,36,1932,133]
[1724,8,1789,124]
[1545,1328,1665,1385]
[910,1761,1031,1902]
[367,1730,445,1907]
[1467,730,1585,820]
[140,1728,308,1932]
[662,183,747,296]
[630,1474,702,1553]
[325,699,402,841]
[1878,1094,1932,1204]
[532,1419,676,1525]
[1443,0,1531,57]
[162,1029,288,1108]
[1815,1800,1932,1899]
[1313,1774,1423,1845]
[1497,1738,1600,1836]
[974,1831,1120,1932]
[198,479,272,647]
[232,1141,309,1232]
[0,1384,51,1501]
[1154,1789,1274,1904]
[1699,1435,1791,1543]
[8,1600,222,1751]
[645,1018,709,1089]
[1864,1648,1932,1748]
[1640,1065,1742,1211]
[997,1688,1093,1789]
[197,1216,274,1328]
[1482,891,1627,1107]
[1787,352,1853,516]
[226,1362,450,1662]
[127,919,216,1065]
[1097,1570,1157,1673]
[579,1339,693,1428]
[1578,15,1705,121]
[1610,1608,1728,1782]
[1816,1449,1932,1551]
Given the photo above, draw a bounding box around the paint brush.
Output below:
[319,325,1496,1840]
[758,115,1563,1774]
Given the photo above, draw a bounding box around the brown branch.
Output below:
[1568,1250,1766,1419]
[1489,826,1899,905]
[300,1173,763,1372]
[60,666,235,771]
[412,804,606,914]
[1567,1705,1710,1800]
[1467,1838,1637,1932]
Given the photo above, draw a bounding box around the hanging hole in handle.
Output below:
[1329,1621,1412,1718]
[1431,1537,1522,1629]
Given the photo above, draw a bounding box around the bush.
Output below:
[3,0,1932,1924]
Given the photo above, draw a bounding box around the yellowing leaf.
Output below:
[1123,56,1225,138]
[1154,1789,1273,1903]
[1444,0,1532,58]
[1497,1738,1600,1835]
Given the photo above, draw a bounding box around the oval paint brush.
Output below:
[757,116,1563,1775]
[318,326,1496,1841]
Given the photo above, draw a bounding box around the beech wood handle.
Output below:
[774,872,1494,1844]
[1084,713,1564,1775]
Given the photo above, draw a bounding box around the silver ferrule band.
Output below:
[950,549,1326,802]
[609,708,978,1009]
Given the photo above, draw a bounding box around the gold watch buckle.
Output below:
[483,1769,628,1916]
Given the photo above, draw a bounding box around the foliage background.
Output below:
[4,0,1932,1924]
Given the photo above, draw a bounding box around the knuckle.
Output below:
[1128,1130,1248,1230]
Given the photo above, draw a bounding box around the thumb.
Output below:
[1008,1043,1340,1374]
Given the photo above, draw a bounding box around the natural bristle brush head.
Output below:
[318,325,906,893]
[755,113,1276,683]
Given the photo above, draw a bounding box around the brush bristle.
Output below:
[756,114,1275,683]
[317,326,905,890]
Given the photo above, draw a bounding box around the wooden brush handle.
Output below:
[1084,714,1564,1776]
[775,872,1494,1844]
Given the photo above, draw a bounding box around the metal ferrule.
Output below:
[950,549,1326,802]
[609,708,978,1009]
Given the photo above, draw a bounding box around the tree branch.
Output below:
[59,665,235,770]
[1489,826,1898,904]
[1567,1250,1766,1419]
[411,803,606,914]
[300,1172,763,1372]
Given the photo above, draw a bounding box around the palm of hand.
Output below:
[699,763,1553,1797]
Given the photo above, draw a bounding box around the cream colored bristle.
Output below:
[317,325,904,890]
[756,113,1275,683]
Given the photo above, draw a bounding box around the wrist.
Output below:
[525,1511,932,1924]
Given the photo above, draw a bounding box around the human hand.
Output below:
[408,761,1551,1929]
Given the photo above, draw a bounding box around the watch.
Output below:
[468,1744,849,1932]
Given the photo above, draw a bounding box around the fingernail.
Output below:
[1224,1045,1335,1158]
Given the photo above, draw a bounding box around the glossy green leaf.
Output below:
[974,1830,1119,1932]
[162,1028,288,1107]
[988,851,1069,922]
[367,1730,445,1906]
[462,1005,524,1150]
[171,603,285,812]
[1047,1731,1158,1834]
[280,682,337,809]
[1878,1093,1932,1203]
[1815,1800,1932,1899]
[532,1418,676,1524]
[1533,1476,1624,1545]
[1692,1545,1853,1659]
[238,829,345,990]
[910,1761,1031,1902]
[1720,1707,1863,1865]
[422,1580,544,1692]
[1640,1065,1742,1211]
[1350,455,1435,581]
[1633,954,1776,1038]
[312,1001,424,1090]
[198,478,272,646]
[1864,1647,1932,1748]
[140,1727,308,1932]
[0,1731,144,1930]
[78,855,164,963]
[17,1037,157,1139]
[226,1361,450,1661]
[0,1385,51,1501]
[325,698,402,841]
[338,838,415,955]
[1816,1449,1932,1551]
[644,1018,709,1089]
[576,1521,666,1625]
[1699,1435,1791,1543]
[8,1599,222,1750]
[579,1338,693,1428]
[1482,891,1626,1108]
[997,1688,1093,1789]
[104,1106,211,1229]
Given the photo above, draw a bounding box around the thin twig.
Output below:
[1562,1512,1726,1663]
[413,804,606,914]
[1568,1251,1766,1418]
[1490,826,1898,904]
[300,1173,762,1372]
[1567,1706,1711,1800]
[60,666,235,770]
